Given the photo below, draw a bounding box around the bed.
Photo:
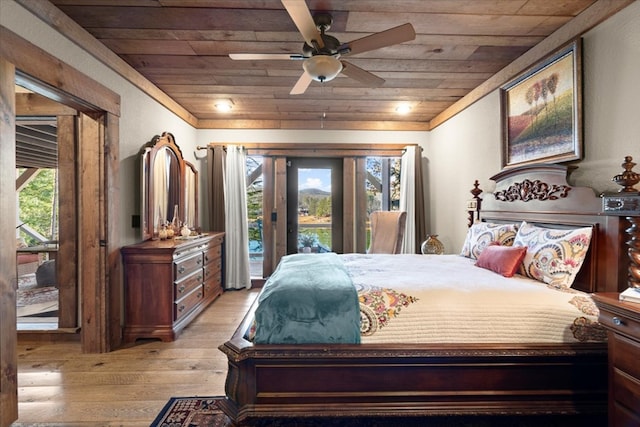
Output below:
[218,164,626,425]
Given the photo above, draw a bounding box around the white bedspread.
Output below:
[340,254,605,344]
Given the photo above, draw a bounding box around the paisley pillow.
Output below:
[460,222,518,260]
[513,221,592,288]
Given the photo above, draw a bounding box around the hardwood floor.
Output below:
[15,288,259,426]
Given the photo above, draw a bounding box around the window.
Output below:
[365,156,401,246]
[246,156,263,278]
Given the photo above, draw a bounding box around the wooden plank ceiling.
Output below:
[48,0,598,130]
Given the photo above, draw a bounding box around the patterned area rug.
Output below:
[151,397,230,427]
[17,273,57,305]
[150,397,605,427]
[16,273,58,317]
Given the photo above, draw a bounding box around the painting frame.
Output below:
[500,39,582,168]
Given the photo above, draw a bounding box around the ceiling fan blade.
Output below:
[342,23,416,56]
[229,53,305,60]
[281,0,324,49]
[290,71,313,95]
[341,61,385,87]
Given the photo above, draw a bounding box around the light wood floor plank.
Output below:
[15,288,258,425]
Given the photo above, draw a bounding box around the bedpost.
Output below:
[467,180,482,227]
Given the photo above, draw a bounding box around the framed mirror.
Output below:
[140,132,198,240]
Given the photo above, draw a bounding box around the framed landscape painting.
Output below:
[500,39,582,168]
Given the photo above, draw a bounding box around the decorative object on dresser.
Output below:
[420,235,444,255]
[121,232,224,342]
[602,155,640,293]
[593,293,640,427]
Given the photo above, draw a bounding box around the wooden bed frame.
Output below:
[218,165,626,425]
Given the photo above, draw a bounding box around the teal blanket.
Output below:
[254,253,361,344]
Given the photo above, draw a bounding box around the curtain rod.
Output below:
[195,143,420,151]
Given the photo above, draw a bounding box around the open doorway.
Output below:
[15,116,61,330]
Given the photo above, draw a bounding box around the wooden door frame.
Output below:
[0,28,122,396]
[0,56,19,427]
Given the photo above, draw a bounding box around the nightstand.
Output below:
[593,293,640,426]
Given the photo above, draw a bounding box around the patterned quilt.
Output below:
[341,254,606,344]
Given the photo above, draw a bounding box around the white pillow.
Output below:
[460,222,517,260]
[513,221,593,288]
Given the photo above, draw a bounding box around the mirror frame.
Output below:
[140,132,198,241]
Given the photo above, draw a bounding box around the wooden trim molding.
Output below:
[201,142,415,157]
[0,26,120,116]
[13,0,196,126]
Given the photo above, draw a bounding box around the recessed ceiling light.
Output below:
[215,99,233,112]
[395,104,411,115]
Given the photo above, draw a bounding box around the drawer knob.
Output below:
[178,266,185,274]
[612,316,624,326]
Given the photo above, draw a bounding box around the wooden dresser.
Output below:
[593,293,640,426]
[121,232,224,343]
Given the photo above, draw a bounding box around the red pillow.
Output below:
[475,245,527,277]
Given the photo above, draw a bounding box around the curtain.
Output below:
[224,145,251,289]
[400,146,426,254]
[207,145,226,232]
[184,168,196,228]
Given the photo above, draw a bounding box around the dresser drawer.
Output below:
[613,368,640,418]
[204,271,223,297]
[612,401,640,427]
[174,252,204,280]
[174,269,204,300]
[205,256,222,277]
[174,285,203,321]
[204,244,222,266]
[611,333,640,379]
[598,305,640,339]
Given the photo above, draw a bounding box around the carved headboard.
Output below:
[477,164,626,293]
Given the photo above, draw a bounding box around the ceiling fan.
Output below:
[229,0,416,95]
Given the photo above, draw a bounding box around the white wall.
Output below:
[426,1,640,253]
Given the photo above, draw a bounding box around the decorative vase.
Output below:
[181,224,191,237]
[421,235,444,255]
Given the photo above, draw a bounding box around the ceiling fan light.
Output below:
[303,55,342,82]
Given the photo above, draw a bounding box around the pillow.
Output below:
[460,222,518,259]
[513,221,593,288]
[475,245,527,277]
